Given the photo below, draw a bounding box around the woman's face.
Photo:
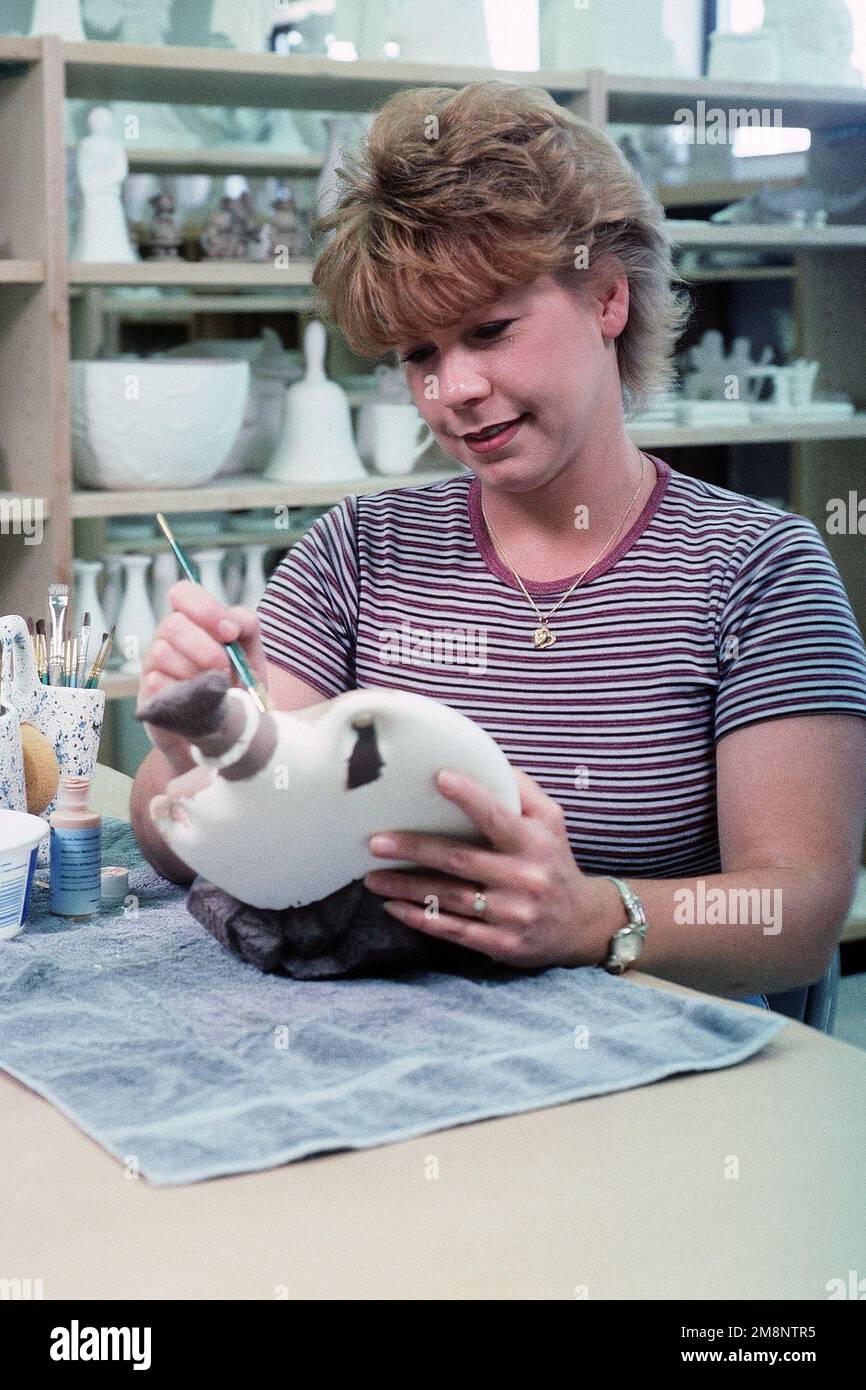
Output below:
[396,270,629,493]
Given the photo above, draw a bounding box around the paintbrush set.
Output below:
[23,584,114,689]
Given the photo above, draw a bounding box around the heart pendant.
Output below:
[533,625,556,649]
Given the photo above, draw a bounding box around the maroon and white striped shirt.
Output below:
[258,454,866,877]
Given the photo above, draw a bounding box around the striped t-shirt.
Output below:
[258,453,866,879]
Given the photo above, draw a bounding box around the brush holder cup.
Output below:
[0,615,105,868]
[0,701,26,816]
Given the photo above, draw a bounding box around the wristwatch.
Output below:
[599,875,649,974]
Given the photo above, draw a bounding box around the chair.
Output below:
[766,947,840,1035]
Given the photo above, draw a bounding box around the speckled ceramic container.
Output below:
[0,615,105,868]
[0,701,26,814]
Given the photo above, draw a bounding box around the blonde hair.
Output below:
[312,80,692,417]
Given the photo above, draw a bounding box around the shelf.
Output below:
[90,290,317,319]
[667,223,866,248]
[629,414,866,447]
[0,36,41,71]
[657,177,804,209]
[68,260,315,287]
[67,416,866,518]
[0,260,45,283]
[677,265,798,283]
[62,42,592,111]
[70,467,462,518]
[95,529,307,553]
[605,71,866,129]
[125,147,324,176]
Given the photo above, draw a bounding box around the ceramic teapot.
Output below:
[137,671,521,909]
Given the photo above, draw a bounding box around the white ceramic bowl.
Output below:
[70,359,250,490]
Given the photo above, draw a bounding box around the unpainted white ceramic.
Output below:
[149,685,521,910]
[263,321,367,484]
[70,359,250,489]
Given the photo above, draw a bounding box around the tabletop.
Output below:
[1,772,864,1299]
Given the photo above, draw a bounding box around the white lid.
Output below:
[0,808,50,854]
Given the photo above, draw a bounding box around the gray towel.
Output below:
[0,818,786,1186]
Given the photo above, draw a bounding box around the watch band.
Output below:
[599,875,649,974]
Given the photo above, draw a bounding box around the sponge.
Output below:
[20,721,60,814]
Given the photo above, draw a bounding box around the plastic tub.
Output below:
[0,809,49,939]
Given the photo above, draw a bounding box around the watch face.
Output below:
[617,931,643,964]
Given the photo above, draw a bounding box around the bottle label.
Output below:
[49,825,102,917]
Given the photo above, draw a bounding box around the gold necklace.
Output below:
[480,448,647,649]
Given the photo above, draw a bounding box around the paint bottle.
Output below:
[49,774,102,919]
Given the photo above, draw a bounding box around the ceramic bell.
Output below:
[263,320,367,484]
[137,671,520,910]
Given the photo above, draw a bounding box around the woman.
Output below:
[131,82,866,1006]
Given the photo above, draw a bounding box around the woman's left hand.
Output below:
[363,767,612,969]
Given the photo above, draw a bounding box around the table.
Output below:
[1,771,864,1299]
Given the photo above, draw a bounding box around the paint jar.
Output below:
[0,808,49,939]
[49,774,102,920]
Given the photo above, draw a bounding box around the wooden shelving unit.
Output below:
[1,37,865,750]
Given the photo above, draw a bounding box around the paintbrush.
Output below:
[47,582,70,686]
[85,626,114,689]
[76,611,91,688]
[155,512,273,713]
[35,618,48,683]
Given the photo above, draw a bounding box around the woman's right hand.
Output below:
[137,580,270,771]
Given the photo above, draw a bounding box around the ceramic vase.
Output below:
[239,545,270,610]
[150,549,179,624]
[190,549,228,608]
[115,554,156,674]
[100,554,124,635]
[314,116,370,227]
[72,560,109,654]
[223,551,245,606]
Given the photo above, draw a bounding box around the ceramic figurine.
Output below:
[268,187,309,258]
[146,189,182,259]
[200,200,239,260]
[73,107,138,263]
[190,549,228,608]
[201,177,253,260]
[264,320,367,484]
[137,670,521,910]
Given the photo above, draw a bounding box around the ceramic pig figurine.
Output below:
[136,671,521,910]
